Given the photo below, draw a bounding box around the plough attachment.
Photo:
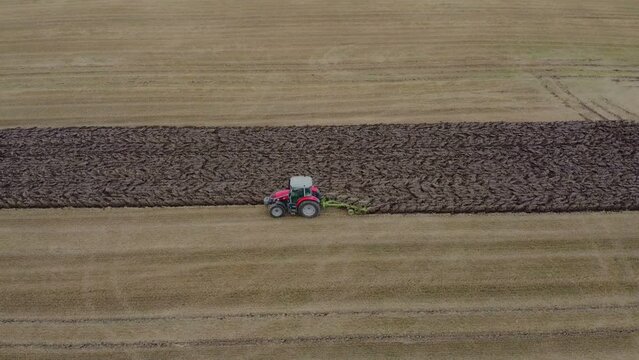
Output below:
[320,197,368,215]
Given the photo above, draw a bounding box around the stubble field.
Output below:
[1,0,639,128]
[1,207,638,359]
[1,0,639,358]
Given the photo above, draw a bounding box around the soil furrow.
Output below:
[0,120,637,214]
[2,327,637,349]
[1,302,636,324]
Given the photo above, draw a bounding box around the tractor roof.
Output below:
[289,176,313,189]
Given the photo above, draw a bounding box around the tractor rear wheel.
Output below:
[299,201,320,218]
[269,203,286,218]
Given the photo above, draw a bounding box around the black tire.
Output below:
[269,203,286,218]
[298,201,320,218]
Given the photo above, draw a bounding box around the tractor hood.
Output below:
[264,189,290,206]
[272,189,290,200]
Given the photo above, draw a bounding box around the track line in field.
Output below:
[1,302,637,325]
[1,327,637,349]
[602,97,639,120]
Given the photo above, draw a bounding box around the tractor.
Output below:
[263,176,322,218]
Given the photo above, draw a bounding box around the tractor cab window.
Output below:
[288,177,314,202]
[291,186,311,199]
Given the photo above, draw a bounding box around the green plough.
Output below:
[320,197,368,215]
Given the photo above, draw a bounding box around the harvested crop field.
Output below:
[2,0,639,128]
[1,120,638,213]
[1,207,638,359]
[3,0,639,358]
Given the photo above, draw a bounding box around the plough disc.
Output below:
[320,198,368,215]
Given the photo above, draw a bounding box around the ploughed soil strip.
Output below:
[0,121,637,213]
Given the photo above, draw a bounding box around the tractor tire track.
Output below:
[1,302,636,324]
[602,97,639,120]
[0,120,637,214]
[551,77,608,120]
[535,75,590,120]
[591,99,624,121]
[1,327,637,349]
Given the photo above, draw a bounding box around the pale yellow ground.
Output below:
[0,207,638,359]
[2,1,639,358]
[1,0,639,128]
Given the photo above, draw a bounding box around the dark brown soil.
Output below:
[0,121,637,214]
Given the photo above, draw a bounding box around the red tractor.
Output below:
[263,176,322,218]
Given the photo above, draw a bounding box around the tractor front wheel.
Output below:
[299,201,320,218]
[269,203,286,218]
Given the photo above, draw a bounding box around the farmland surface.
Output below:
[1,121,638,213]
[1,0,639,128]
[2,0,639,359]
[1,207,638,359]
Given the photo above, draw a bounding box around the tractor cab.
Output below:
[264,176,322,218]
[288,176,314,204]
